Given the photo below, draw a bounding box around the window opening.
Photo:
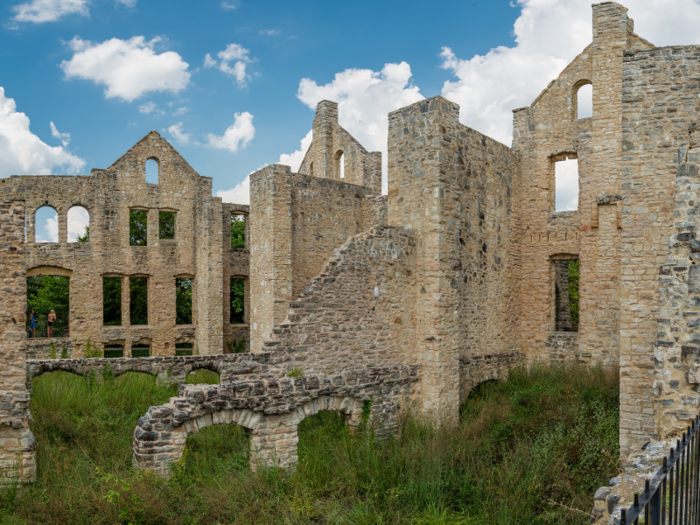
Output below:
[176,277,193,324]
[67,206,90,242]
[104,345,124,359]
[175,342,194,356]
[159,211,176,239]
[27,275,70,338]
[131,344,150,358]
[103,277,122,326]
[577,83,592,119]
[553,259,579,332]
[130,277,148,325]
[231,214,245,249]
[230,278,245,324]
[129,209,148,246]
[35,206,58,243]
[146,158,159,184]
[554,157,579,212]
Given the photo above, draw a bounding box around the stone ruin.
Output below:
[1,0,699,484]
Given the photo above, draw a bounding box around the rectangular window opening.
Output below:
[175,342,193,356]
[230,277,245,324]
[553,259,579,332]
[159,211,176,240]
[129,209,148,246]
[554,157,579,212]
[131,345,151,358]
[130,276,148,325]
[27,275,70,338]
[231,214,245,249]
[103,277,122,326]
[104,345,124,359]
[176,277,193,325]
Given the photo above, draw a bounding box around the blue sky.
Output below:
[4,0,700,241]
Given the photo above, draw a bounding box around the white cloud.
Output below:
[116,0,136,7]
[204,44,255,88]
[217,174,250,204]
[67,206,89,242]
[279,130,312,172]
[555,158,578,211]
[221,0,239,10]
[61,36,191,102]
[0,87,85,177]
[12,0,89,23]
[259,29,280,36]
[206,111,255,152]
[50,121,70,147]
[440,0,700,147]
[166,122,192,144]
[34,206,58,243]
[296,62,423,192]
[172,106,189,116]
[138,101,159,114]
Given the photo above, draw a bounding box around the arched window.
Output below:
[35,206,58,243]
[576,83,592,119]
[335,150,344,179]
[67,206,89,242]
[146,158,159,184]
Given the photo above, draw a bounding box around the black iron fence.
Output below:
[28,318,69,339]
[621,414,700,524]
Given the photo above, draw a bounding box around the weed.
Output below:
[287,367,304,378]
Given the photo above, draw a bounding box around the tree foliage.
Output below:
[103,277,122,326]
[159,212,175,240]
[230,278,244,323]
[26,275,69,333]
[568,260,580,325]
[231,215,245,249]
[77,226,89,243]
[129,210,148,246]
[130,277,148,325]
[176,278,192,325]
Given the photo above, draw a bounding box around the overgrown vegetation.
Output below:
[230,278,245,324]
[568,260,580,326]
[0,363,618,524]
[231,215,245,249]
[129,277,148,326]
[176,278,193,325]
[226,339,246,353]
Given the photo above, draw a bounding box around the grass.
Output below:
[0,362,619,524]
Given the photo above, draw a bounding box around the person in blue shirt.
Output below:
[30,310,36,338]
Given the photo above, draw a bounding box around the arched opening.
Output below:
[35,206,58,243]
[335,150,344,179]
[186,369,220,384]
[183,423,250,479]
[146,158,159,184]
[27,274,70,339]
[553,153,579,212]
[575,82,592,119]
[231,213,246,249]
[67,206,89,242]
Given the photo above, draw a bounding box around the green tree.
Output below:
[77,226,89,243]
[176,278,192,324]
[231,215,245,249]
[26,275,69,335]
[159,212,175,240]
[230,278,245,323]
[130,277,148,325]
[129,210,148,246]
[103,277,122,325]
[568,260,580,325]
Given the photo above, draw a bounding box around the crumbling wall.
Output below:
[387,96,522,418]
[223,203,250,352]
[618,45,700,452]
[0,199,36,482]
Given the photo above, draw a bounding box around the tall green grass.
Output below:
[0,363,618,524]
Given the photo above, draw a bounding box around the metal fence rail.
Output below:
[28,318,69,339]
[621,414,700,524]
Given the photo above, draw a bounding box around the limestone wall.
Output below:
[0,199,35,482]
[222,203,250,352]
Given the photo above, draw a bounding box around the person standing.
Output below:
[30,310,36,339]
[47,309,56,338]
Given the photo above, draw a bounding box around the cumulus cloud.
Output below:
[116,0,136,7]
[440,0,700,146]
[0,87,85,177]
[278,131,312,172]
[206,112,255,152]
[295,61,423,191]
[204,44,255,88]
[61,36,191,102]
[67,206,89,242]
[50,121,71,147]
[217,174,250,205]
[12,0,89,23]
[166,122,192,144]
[36,209,58,243]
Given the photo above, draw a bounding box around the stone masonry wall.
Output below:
[0,199,36,483]
[619,46,700,452]
[223,203,250,353]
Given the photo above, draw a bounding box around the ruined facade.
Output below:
[4,0,700,481]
